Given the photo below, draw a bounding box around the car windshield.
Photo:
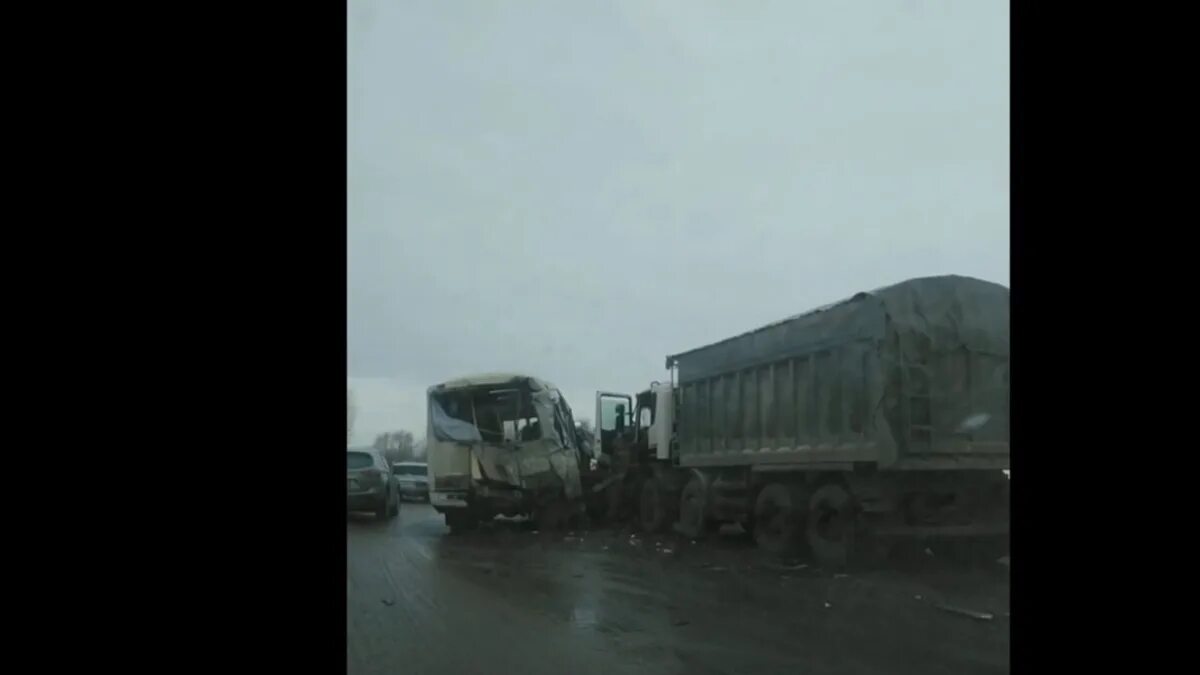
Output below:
[346,452,374,470]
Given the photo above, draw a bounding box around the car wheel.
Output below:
[388,488,400,518]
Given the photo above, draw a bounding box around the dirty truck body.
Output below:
[593,275,1009,567]
[427,373,584,532]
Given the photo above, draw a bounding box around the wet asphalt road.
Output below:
[347,503,1009,675]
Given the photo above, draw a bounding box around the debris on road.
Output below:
[824,602,832,609]
[934,604,995,621]
[381,599,395,607]
[833,573,849,579]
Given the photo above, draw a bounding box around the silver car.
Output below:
[392,461,430,502]
[347,448,400,520]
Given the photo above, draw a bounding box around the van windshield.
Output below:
[431,384,544,444]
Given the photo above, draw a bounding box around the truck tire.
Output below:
[806,483,856,570]
[753,483,806,557]
[676,474,709,539]
[638,476,674,534]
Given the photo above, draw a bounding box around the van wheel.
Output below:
[753,483,806,557]
[806,483,856,570]
[445,510,475,534]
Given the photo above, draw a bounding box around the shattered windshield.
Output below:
[430,384,546,444]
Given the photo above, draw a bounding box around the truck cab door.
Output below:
[595,391,632,459]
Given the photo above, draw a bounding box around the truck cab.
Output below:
[593,382,674,463]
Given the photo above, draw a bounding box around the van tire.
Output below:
[639,476,674,534]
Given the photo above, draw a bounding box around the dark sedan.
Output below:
[347,448,400,520]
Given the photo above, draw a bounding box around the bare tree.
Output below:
[374,430,417,463]
[347,388,357,445]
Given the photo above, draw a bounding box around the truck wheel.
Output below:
[639,476,673,534]
[753,483,805,557]
[676,474,709,539]
[806,483,856,570]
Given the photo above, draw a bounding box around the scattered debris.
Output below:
[935,604,994,621]
[563,536,579,543]
[823,602,832,609]
[833,573,849,579]
[691,540,697,545]
[601,546,609,551]
[661,548,674,554]
[914,595,923,601]
[381,599,395,607]
[705,565,728,572]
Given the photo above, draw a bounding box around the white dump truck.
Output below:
[591,275,1010,568]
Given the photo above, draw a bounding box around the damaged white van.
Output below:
[426,373,585,533]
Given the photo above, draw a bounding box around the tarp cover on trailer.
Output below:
[667,275,1008,464]
[667,275,1008,383]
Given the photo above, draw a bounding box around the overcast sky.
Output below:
[347,0,1009,445]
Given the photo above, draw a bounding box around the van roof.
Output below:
[428,372,560,393]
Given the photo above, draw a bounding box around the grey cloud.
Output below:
[348,0,1008,436]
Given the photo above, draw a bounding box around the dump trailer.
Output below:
[592,275,1009,568]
